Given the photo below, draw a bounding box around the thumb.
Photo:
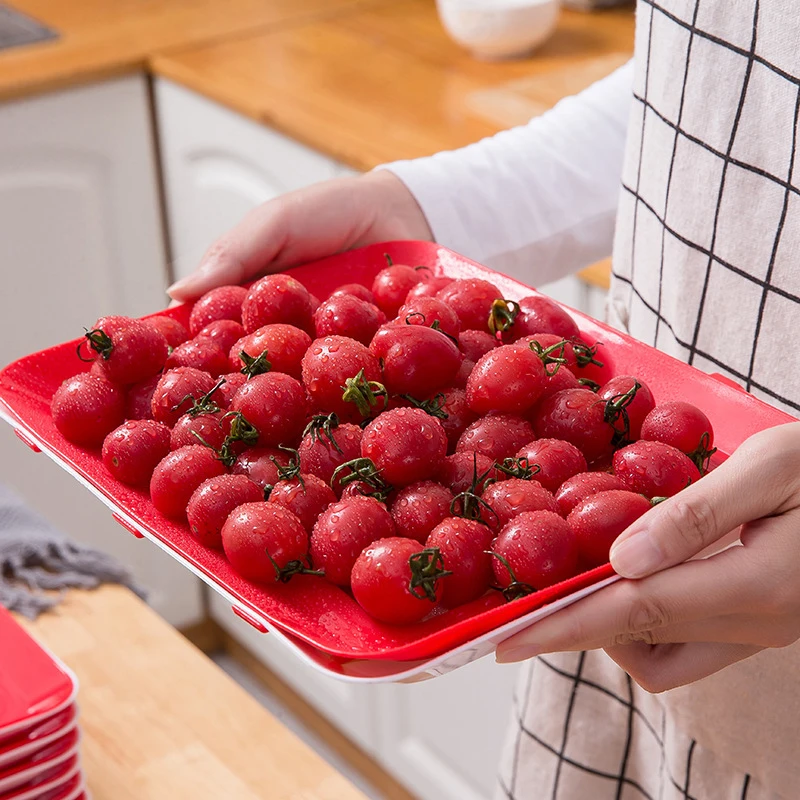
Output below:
[609,424,799,579]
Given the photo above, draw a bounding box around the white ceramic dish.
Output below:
[436,0,561,60]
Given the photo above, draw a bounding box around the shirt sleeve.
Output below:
[377,60,633,286]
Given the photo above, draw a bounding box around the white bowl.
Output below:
[436,0,561,60]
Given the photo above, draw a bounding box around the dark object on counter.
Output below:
[0,4,58,52]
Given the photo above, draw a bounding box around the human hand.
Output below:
[495,422,800,693]
[167,170,432,301]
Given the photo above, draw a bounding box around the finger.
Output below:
[604,641,762,693]
[609,423,800,579]
[495,546,752,661]
[167,208,287,301]
[532,613,787,651]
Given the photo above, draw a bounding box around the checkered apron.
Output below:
[496,1,800,798]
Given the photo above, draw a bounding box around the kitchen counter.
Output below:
[151,0,633,172]
[15,586,370,800]
[1,0,631,287]
[0,0,383,101]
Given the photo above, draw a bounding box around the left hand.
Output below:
[494,422,800,693]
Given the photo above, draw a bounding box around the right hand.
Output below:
[167,170,433,302]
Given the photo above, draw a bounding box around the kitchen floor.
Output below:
[211,651,385,800]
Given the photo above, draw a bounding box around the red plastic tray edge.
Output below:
[0,241,795,663]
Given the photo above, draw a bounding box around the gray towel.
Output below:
[0,483,145,618]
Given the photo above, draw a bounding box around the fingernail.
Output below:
[610,531,662,578]
[496,645,542,664]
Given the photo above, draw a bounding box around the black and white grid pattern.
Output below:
[496,1,799,798]
[494,652,786,800]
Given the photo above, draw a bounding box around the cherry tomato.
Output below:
[456,414,536,462]
[426,518,493,607]
[361,407,448,486]
[186,474,262,548]
[232,446,291,491]
[390,480,454,543]
[222,502,310,583]
[83,317,168,385]
[491,510,579,592]
[405,276,454,301]
[298,417,364,493]
[515,438,587,494]
[536,362,581,402]
[599,375,656,442]
[451,358,474,390]
[241,274,313,333]
[151,368,217,427]
[150,444,226,521]
[169,410,230,451]
[125,374,161,420]
[51,373,126,447]
[102,419,171,486]
[516,334,579,371]
[302,335,383,421]
[371,263,428,317]
[230,324,312,380]
[554,471,628,516]
[396,297,461,339]
[195,319,246,355]
[369,324,461,397]
[481,478,560,530]
[351,537,447,624]
[146,316,189,348]
[435,279,501,332]
[640,401,715,467]
[430,387,478,452]
[188,285,247,336]
[466,344,547,415]
[313,295,386,345]
[568,489,652,568]
[216,372,247,408]
[165,339,228,377]
[310,496,396,586]
[437,451,505,495]
[268,473,337,534]
[458,329,499,362]
[612,440,701,498]
[505,295,581,342]
[532,388,615,464]
[229,372,307,447]
[330,283,375,304]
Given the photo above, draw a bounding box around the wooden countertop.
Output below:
[0,0,384,102]
[15,586,369,800]
[151,0,634,172]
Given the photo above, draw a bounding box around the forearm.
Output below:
[378,60,633,286]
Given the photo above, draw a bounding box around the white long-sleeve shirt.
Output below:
[382,62,633,286]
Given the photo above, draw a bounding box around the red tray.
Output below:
[0,708,78,771]
[0,242,794,663]
[0,609,78,739]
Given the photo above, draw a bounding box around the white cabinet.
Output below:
[155,79,357,280]
[0,76,204,628]
[156,79,523,800]
[207,592,383,756]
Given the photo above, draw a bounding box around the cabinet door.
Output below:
[0,76,203,628]
[155,79,346,281]
[208,593,384,756]
[375,658,520,800]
